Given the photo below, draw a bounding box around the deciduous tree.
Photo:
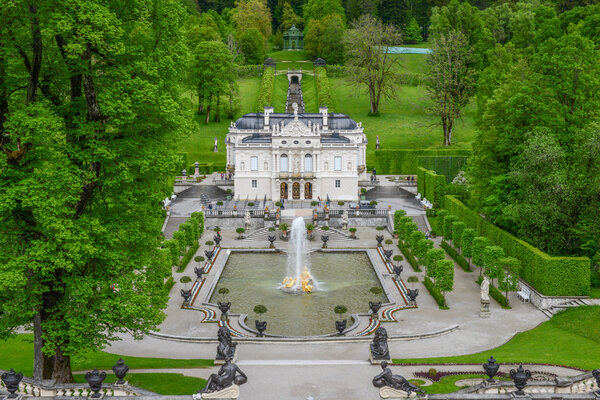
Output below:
[233,0,273,39]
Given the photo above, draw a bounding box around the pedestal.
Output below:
[379,387,418,399]
[480,299,490,318]
[195,167,200,176]
[193,385,240,400]
[215,346,238,365]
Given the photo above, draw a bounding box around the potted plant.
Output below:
[369,287,383,317]
[334,305,348,335]
[321,226,329,231]
[248,202,254,207]
[393,229,399,239]
[268,226,276,232]
[253,304,268,337]
[279,223,289,238]
[306,223,315,235]
[275,201,283,207]
[370,200,378,206]
[338,201,345,206]
[217,287,230,320]
[236,227,245,239]
[216,201,223,206]
[349,227,357,238]
[205,240,214,246]
[180,276,192,290]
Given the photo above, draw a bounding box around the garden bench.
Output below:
[517,285,530,302]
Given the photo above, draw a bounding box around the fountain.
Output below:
[281,217,316,294]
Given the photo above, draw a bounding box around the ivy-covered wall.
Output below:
[374,149,472,175]
[445,195,590,296]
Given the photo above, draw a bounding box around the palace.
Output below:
[226,105,368,201]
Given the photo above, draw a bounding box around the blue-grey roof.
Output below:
[234,112,358,131]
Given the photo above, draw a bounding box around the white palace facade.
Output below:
[226,106,368,201]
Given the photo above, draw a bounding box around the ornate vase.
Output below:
[407,288,419,303]
[213,235,222,246]
[180,289,192,303]
[85,368,107,398]
[335,319,347,335]
[369,302,382,317]
[112,358,129,385]
[392,265,403,278]
[383,249,393,260]
[218,302,231,320]
[194,266,204,280]
[510,365,531,395]
[321,235,329,248]
[1,369,23,398]
[205,249,215,260]
[255,320,267,337]
[483,356,500,382]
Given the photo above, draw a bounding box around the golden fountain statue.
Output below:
[282,266,313,293]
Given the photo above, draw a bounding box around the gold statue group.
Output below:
[282,266,314,293]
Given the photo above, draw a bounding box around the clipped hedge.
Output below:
[476,276,510,308]
[315,67,335,111]
[423,276,448,309]
[374,149,472,175]
[164,276,175,292]
[237,64,263,77]
[418,155,470,183]
[446,195,590,296]
[398,241,421,272]
[326,64,346,78]
[177,242,200,272]
[256,66,275,111]
[441,241,471,272]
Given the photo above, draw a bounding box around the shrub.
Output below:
[254,304,268,321]
[268,227,276,231]
[218,287,229,300]
[385,239,393,246]
[361,188,367,193]
[441,241,471,272]
[205,241,214,246]
[349,227,357,233]
[437,209,449,221]
[490,284,510,308]
[275,201,283,207]
[256,66,275,111]
[213,226,221,232]
[177,242,199,272]
[394,210,407,232]
[428,368,437,377]
[445,195,590,296]
[321,226,330,231]
[423,276,447,309]
[338,201,345,206]
[393,255,403,262]
[311,201,318,206]
[370,287,383,296]
[334,305,348,316]
[236,227,245,238]
[370,201,378,206]
[164,276,175,292]
[376,226,385,231]
[226,189,232,194]
[216,201,223,206]
[429,230,438,237]
[398,241,421,272]
[194,256,205,263]
[407,276,419,284]
[374,149,472,175]
[248,202,255,206]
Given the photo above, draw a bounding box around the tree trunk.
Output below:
[442,117,449,146]
[33,312,44,381]
[50,347,74,383]
[447,118,453,146]
[198,91,203,114]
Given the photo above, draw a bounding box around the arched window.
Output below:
[280,154,289,172]
[304,154,313,172]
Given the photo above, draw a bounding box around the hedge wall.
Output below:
[418,167,446,208]
[441,240,471,272]
[374,149,472,175]
[315,67,335,112]
[256,66,275,111]
[418,155,470,183]
[445,195,590,296]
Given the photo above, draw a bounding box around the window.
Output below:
[282,140,287,144]
[304,154,313,172]
[335,180,341,188]
[306,140,311,144]
[280,154,289,172]
[334,156,342,171]
[294,140,299,144]
[252,180,257,188]
[251,156,258,171]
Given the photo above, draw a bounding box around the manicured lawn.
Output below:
[268,50,309,61]
[273,74,289,113]
[329,78,477,161]
[0,334,213,377]
[276,61,314,71]
[396,54,428,75]
[590,288,600,298]
[412,374,509,394]
[403,41,431,48]
[177,77,261,166]
[393,306,600,371]
[73,373,207,395]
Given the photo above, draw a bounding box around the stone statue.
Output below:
[198,357,247,395]
[213,136,218,152]
[216,325,236,361]
[370,327,390,360]
[244,210,251,229]
[293,102,298,121]
[373,361,426,395]
[481,276,490,302]
[342,210,348,229]
[376,135,380,150]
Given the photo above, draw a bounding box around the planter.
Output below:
[369,302,382,317]
[255,320,267,337]
[335,319,347,335]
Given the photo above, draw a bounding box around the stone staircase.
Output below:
[541,298,593,318]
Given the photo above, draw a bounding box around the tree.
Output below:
[305,14,346,65]
[0,0,191,383]
[303,0,346,27]
[415,239,435,265]
[191,41,237,123]
[334,304,348,319]
[498,257,521,304]
[451,221,466,251]
[344,15,403,114]
[472,237,491,276]
[280,2,303,31]
[233,0,273,39]
[442,215,458,240]
[435,259,455,300]
[425,248,445,282]
[483,245,505,286]
[346,0,379,22]
[402,221,418,243]
[404,16,422,43]
[239,28,266,64]
[253,304,268,321]
[426,30,476,146]
[180,276,193,289]
[218,287,230,300]
[461,228,477,264]
[409,230,426,252]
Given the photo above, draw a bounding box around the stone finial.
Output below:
[264,106,274,126]
[319,106,328,127]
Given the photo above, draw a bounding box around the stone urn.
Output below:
[218,302,231,320]
[321,235,329,249]
[112,358,129,385]
[407,288,419,304]
[213,234,222,247]
[375,235,384,247]
[85,368,107,398]
[483,356,500,383]
[369,302,382,318]
[510,365,531,396]
[205,249,215,261]
[392,265,403,278]
[383,249,393,261]
[335,319,347,335]
[255,320,267,337]
[194,266,205,280]
[180,289,192,304]
[1,369,23,398]
[268,235,276,248]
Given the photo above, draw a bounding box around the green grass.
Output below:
[276,61,314,71]
[268,50,309,61]
[272,74,289,113]
[393,306,600,371]
[329,78,477,161]
[590,287,600,298]
[73,373,207,395]
[272,74,318,113]
[402,41,431,48]
[395,54,428,75]
[177,77,261,167]
[420,374,508,394]
[0,334,213,377]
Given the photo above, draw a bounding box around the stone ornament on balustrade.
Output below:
[510,365,531,396]
[1,368,23,399]
[85,369,106,399]
[593,369,600,394]
[112,358,129,385]
[483,356,500,383]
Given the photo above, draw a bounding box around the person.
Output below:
[372,361,426,395]
[208,203,213,210]
[411,176,415,183]
[220,173,224,180]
